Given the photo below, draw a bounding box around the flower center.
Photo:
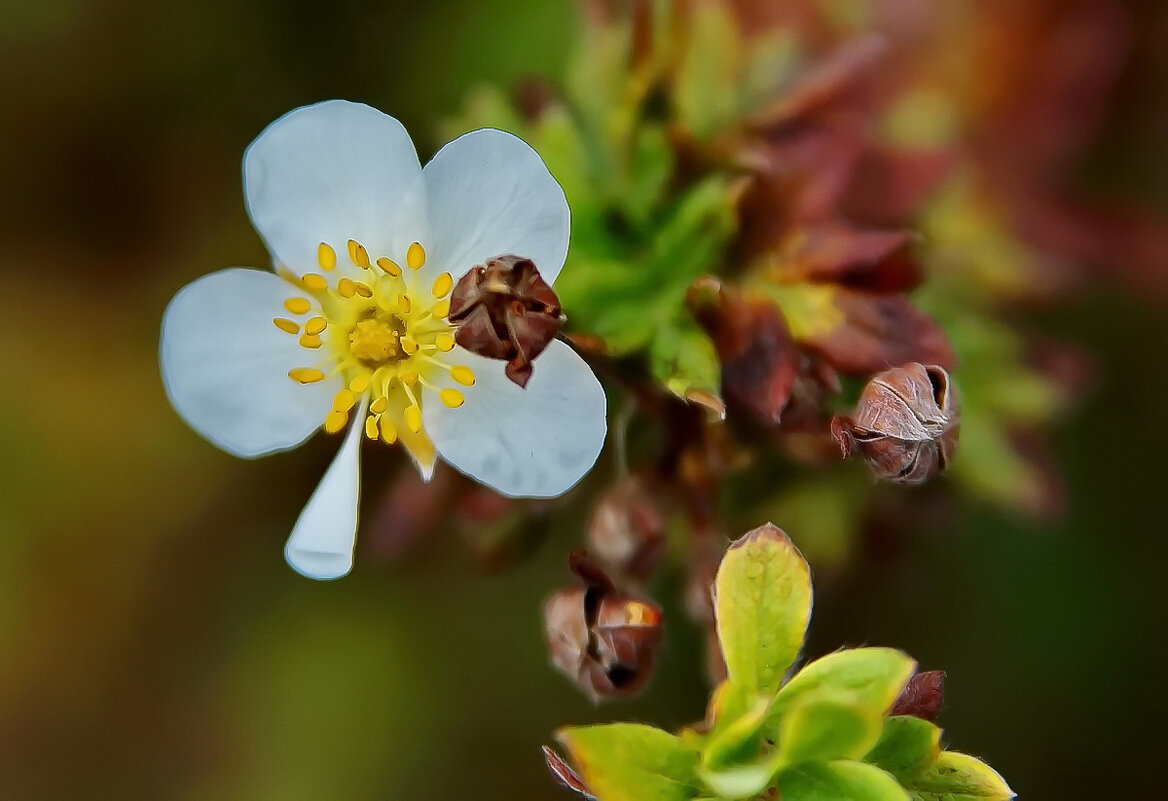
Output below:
[272,238,475,447]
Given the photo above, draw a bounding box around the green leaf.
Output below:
[777,689,884,766]
[863,716,942,780]
[779,760,911,801]
[768,648,916,732]
[650,320,721,402]
[702,684,771,770]
[674,0,741,138]
[714,523,813,696]
[556,724,702,801]
[904,752,1015,801]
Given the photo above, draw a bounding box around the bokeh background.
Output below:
[1,0,1166,799]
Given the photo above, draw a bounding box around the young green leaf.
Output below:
[779,759,911,801]
[556,724,702,801]
[768,648,916,729]
[863,716,943,780]
[904,751,1015,801]
[714,523,813,696]
[702,686,771,770]
[776,688,884,766]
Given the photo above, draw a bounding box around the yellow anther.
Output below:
[299,333,322,349]
[400,336,419,355]
[376,257,401,276]
[405,405,422,433]
[337,277,357,298]
[302,273,328,292]
[440,388,466,408]
[354,281,374,298]
[380,417,398,444]
[347,239,370,269]
[435,333,456,352]
[365,416,380,440]
[397,294,411,314]
[284,297,311,315]
[288,367,325,384]
[431,300,450,319]
[324,409,349,434]
[450,366,476,386]
[399,369,419,385]
[407,241,426,269]
[317,242,337,271]
[431,272,453,298]
[349,374,371,394]
[305,317,327,335]
[370,397,388,415]
[333,389,356,413]
[273,318,300,334]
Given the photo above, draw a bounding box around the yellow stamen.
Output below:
[349,374,371,394]
[435,333,456,352]
[450,366,476,386]
[305,317,327,335]
[365,416,380,440]
[347,239,370,269]
[324,409,349,434]
[399,369,419,385]
[405,405,422,433]
[380,417,398,444]
[317,242,337,271]
[299,333,322,349]
[337,277,357,299]
[400,336,419,355]
[354,281,374,298]
[431,299,450,319]
[376,257,401,276]
[440,388,465,408]
[397,294,411,314]
[273,318,299,335]
[407,241,426,269]
[333,389,356,413]
[284,297,311,315]
[289,367,325,384]
[432,272,453,298]
[370,397,388,415]
[302,273,328,292]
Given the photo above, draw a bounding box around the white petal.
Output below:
[243,100,427,277]
[421,128,569,285]
[424,340,606,498]
[160,268,339,458]
[284,398,367,580]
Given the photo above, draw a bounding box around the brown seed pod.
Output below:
[891,669,947,722]
[543,552,664,702]
[448,255,565,387]
[586,476,667,580]
[830,362,959,485]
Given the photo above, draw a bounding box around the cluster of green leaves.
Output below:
[555,525,1013,801]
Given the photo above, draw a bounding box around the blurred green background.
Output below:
[1,0,1165,799]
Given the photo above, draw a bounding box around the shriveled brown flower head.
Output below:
[448,255,564,387]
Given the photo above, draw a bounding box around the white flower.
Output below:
[160,100,607,580]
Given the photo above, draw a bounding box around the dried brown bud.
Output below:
[542,745,596,800]
[543,552,664,702]
[831,363,959,485]
[448,255,564,387]
[586,476,666,579]
[891,670,947,722]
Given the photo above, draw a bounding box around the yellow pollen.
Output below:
[299,333,322,349]
[324,409,349,434]
[348,318,398,363]
[405,405,422,433]
[365,416,380,440]
[337,277,357,299]
[377,257,401,276]
[302,273,328,292]
[333,389,356,413]
[432,300,450,319]
[380,417,398,444]
[347,239,371,269]
[440,388,465,408]
[317,242,337,271]
[432,272,453,298]
[289,367,325,384]
[400,336,419,355]
[354,281,374,298]
[370,397,388,414]
[450,366,476,386]
[284,297,311,314]
[397,294,411,314]
[349,374,371,394]
[399,369,419,385]
[273,318,299,334]
[305,317,327,335]
[435,333,456,352]
[407,241,426,269]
